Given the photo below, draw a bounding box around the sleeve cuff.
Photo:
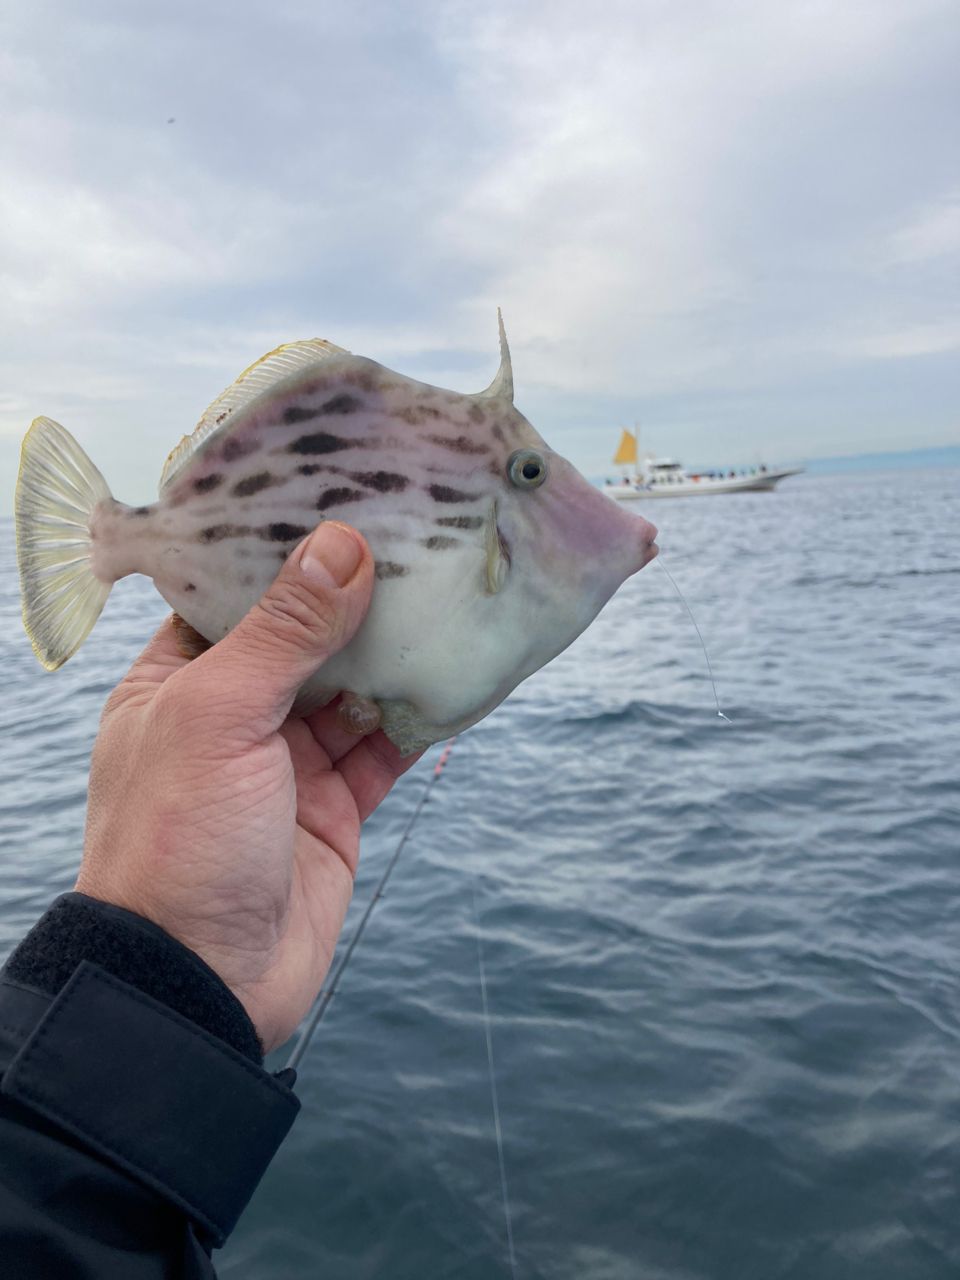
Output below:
[2,892,263,1062]
[1,961,299,1247]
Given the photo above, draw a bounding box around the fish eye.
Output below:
[507,449,547,490]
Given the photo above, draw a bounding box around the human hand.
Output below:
[75,523,420,1052]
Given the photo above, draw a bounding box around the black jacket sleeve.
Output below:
[0,893,300,1277]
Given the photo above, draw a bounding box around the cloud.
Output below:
[846,319,960,360]
[882,190,960,266]
[424,0,960,401]
[0,0,958,513]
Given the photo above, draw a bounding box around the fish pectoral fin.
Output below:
[484,499,509,595]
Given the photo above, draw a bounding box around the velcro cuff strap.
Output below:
[1,961,299,1246]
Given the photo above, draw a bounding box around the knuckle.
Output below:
[147,666,252,754]
[102,685,130,720]
[255,582,343,653]
[150,677,196,738]
[364,729,406,781]
[151,671,222,745]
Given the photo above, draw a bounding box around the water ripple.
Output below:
[1,471,959,1279]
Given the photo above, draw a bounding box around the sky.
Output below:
[1,0,958,510]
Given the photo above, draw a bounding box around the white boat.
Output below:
[606,430,803,500]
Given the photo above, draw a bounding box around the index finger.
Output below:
[335,730,424,822]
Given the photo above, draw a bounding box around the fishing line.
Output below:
[288,556,725,1074]
[655,554,731,721]
[472,880,519,1280]
[285,737,458,1073]
[285,736,521,1274]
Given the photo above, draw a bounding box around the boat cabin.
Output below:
[646,459,683,485]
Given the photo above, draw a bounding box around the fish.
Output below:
[15,315,658,754]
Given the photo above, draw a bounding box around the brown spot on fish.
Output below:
[223,437,259,463]
[424,535,460,550]
[397,404,443,425]
[131,507,151,517]
[289,432,356,455]
[322,392,362,415]
[194,474,223,494]
[286,392,361,422]
[436,515,485,530]
[184,582,197,592]
[468,403,486,424]
[317,487,367,512]
[375,562,409,579]
[350,470,409,493]
[491,423,506,444]
[200,523,250,543]
[343,369,378,393]
[297,463,323,475]
[216,410,230,424]
[427,484,479,504]
[232,470,276,497]
[424,433,491,456]
[283,404,321,424]
[262,522,310,543]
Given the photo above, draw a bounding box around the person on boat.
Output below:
[0,523,411,1277]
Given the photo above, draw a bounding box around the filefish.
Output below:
[15,316,658,754]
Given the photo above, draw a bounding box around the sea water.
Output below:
[1,467,958,1280]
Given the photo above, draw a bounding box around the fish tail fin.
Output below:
[15,416,114,670]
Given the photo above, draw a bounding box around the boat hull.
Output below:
[608,468,803,499]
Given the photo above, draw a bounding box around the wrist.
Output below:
[2,893,264,1062]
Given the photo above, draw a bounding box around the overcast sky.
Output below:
[1,0,957,509]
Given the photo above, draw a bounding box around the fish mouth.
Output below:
[637,516,659,569]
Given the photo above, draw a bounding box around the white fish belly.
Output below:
[144,514,503,749]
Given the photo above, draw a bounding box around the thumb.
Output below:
[182,521,374,736]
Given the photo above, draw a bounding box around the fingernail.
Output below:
[299,522,364,587]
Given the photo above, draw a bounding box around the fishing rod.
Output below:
[287,559,723,1075]
[286,736,458,1073]
[283,561,722,1280]
[285,734,521,1275]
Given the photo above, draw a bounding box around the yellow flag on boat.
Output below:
[613,429,637,466]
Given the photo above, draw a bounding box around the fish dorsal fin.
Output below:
[159,338,351,494]
[475,308,514,404]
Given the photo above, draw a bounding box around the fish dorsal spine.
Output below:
[158,337,351,494]
[475,309,514,404]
